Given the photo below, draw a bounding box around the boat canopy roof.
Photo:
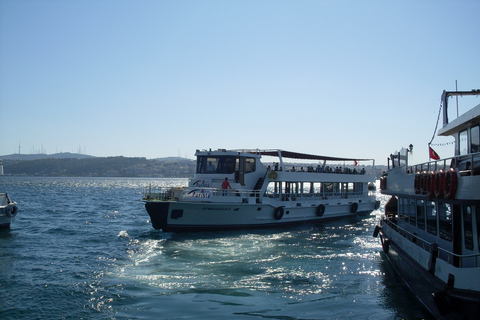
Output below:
[234,149,373,163]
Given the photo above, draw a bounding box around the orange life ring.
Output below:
[444,168,458,200]
[434,170,445,199]
[420,171,428,195]
[426,171,436,198]
[414,172,421,194]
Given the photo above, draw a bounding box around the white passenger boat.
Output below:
[0,160,18,228]
[374,89,480,319]
[143,149,379,232]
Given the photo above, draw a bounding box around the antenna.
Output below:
[456,80,459,117]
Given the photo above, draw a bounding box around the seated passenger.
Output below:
[207,162,215,172]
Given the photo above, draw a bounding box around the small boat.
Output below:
[374,89,480,319]
[143,149,379,232]
[0,160,18,228]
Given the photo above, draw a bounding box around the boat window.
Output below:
[438,203,453,242]
[459,130,468,155]
[217,156,236,174]
[322,183,333,195]
[244,157,256,173]
[477,206,480,253]
[398,198,409,222]
[426,201,437,235]
[196,156,236,174]
[333,183,340,194]
[355,182,363,194]
[303,182,316,194]
[312,182,322,194]
[417,200,425,230]
[471,125,480,153]
[409,198,416,226]
[342,183,355,194]
[463,206,474,250]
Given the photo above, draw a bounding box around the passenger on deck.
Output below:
[222,178,232,195]
[207,162,215,172]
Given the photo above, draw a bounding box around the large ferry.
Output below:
[0,160,18,228]
[374,89,480,319]
[143,149,379,232]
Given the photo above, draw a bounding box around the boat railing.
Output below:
[142,186,181,201]
[382,218,480,268]
[143,186,368,202]
[264,191,365,201]
[143,186,265,201]
[403,152,480,176]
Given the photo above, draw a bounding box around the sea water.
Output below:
[0,177,430,319]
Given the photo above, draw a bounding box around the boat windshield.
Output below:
[196,155,257,174]
[197,156,236,174]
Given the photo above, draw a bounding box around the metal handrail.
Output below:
[407,152,480,175]
[144,185,370,202]
[382,218,480,268]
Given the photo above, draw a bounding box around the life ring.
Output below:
[420,171,428,195]
[5,205,18,218]
[434,170,445,199]
[444,168,458,200]
[350,202,358,214]
[316,204,326,217]
[426,171,436,198]
[414,172,421,194]
[268,171,278,180]
[273,206,284,220]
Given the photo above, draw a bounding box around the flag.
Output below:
[429,147,440,160]
[354,160,358,166]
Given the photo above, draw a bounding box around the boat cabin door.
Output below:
[237,157,245,186]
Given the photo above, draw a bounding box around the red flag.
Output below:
[354,160,358,166]
[429,147,440,160]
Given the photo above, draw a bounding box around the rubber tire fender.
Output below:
[316,204,326,217]
[5,205,17,218]
[350,202,358,214]
[273,206,284,220]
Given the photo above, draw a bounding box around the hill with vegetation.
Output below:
[2,156,195,177]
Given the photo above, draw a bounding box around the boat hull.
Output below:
[0,215,12,228]
[378,223,480,320]
[145,200,378,232]
[0,202,17,228]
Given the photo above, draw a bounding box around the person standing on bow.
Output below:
[222,177,232,196]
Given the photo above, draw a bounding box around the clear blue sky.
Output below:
[1,0,479,165]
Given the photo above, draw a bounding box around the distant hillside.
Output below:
[1,153,96,161]
[2,156,195,177]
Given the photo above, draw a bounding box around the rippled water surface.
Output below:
[0,177,430,319]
